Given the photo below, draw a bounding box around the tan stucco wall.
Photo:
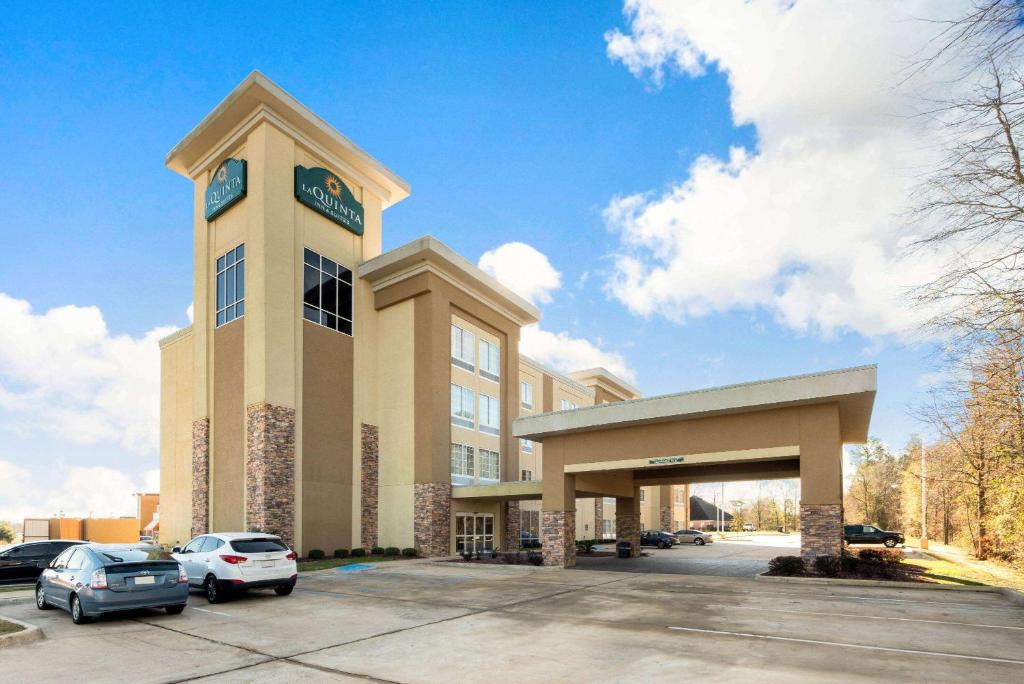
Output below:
[212,319,245,532]
[160,329,194,547]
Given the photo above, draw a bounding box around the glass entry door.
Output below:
[455,513,494,554]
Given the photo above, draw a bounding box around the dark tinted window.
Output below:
[96,548,172,563]
[302,248,353,335]
[230,538,288,553]
[200,537,224,553]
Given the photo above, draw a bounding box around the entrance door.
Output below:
[455,513,494,554]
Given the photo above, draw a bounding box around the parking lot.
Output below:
[2,557,1023,683]
[577,533,798,576]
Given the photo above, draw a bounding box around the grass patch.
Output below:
[904,559,990,586]
[0,619,25,636]
[297,555,404,572]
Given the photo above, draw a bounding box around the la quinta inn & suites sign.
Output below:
[204,158,247,221]
[294,165,364,236]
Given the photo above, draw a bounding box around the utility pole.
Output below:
[920,439,928,550]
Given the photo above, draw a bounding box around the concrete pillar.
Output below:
[615,486,641,558]
[540,440,576,567]
[799,404,844,563]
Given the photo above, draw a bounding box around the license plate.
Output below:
[258,560,275,568]
[134,575,156,585]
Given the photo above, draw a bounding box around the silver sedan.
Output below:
[674,529,714,545]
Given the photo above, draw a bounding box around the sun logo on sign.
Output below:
[216,164,229,184]
[324,174,343,198]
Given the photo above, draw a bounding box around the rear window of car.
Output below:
[96,548,172,563]
[230,539,287,553]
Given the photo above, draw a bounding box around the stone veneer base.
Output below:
[800,503,843,563]
[191,418,210,538]
[504,500,521,551]
[616,511,640,558]
[360,424,379,550]
[659,506,672,533]
[542,510,576,567]
[246,403,296,549]
[414,483,451,557]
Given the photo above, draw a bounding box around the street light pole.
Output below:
[920,440,928,550]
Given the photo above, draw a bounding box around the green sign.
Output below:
[294,165,364,235]
[205,158,247,221]
[649,456,685,466]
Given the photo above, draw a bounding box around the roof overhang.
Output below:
[513,365,876,444]
[165,70,410,208]
[568,367,641,400]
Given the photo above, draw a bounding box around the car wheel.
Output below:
[884,538,897,548]
[658,541,668,549]
[695,538,706,546]
[274,584,294,596]
[204,575,224,604]
[166,604,186,615]
[36,585,51,610]
[70,594,90,625]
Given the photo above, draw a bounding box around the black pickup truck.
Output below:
[843,524,904,548]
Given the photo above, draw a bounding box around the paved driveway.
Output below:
[2,560,1022,682]
[576,533,799,576]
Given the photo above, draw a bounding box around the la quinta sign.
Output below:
[205,158,247,221]
[294,165,364,236]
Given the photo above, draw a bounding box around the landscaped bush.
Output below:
[401,548,417,557]
[767,555,805,576]
[527,550,543,566]
[350,548,366,557]
[308,549,325,560]
[856,548,905,579]
[333,548,349,559]
[814,555,842,577]
[384,547,401,556]
[577,539,598,553]
[371,546,385,555]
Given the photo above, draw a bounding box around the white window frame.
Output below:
[521,469,533,481]
[478,339,500,382]
[450,443,474,478]
[479,448,500,481]
[216,244,245,327]
[451,324,475,371]
[520,381,533,410]
[520,438,533,454]
[479,393,500,436]
[560,398,578,411]
[451,383,475,428]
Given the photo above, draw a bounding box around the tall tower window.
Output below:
[216,244,245,327]
[303,248,353,335]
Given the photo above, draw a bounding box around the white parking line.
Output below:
[667,626,1024,665]
[190,606,231,617]
[700,602,1024,631]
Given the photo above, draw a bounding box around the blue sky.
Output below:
[0,2,952,519]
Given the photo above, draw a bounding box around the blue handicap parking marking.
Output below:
[338,563,375,573]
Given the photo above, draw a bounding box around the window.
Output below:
[520,381,533,409]
[479,339,500,382]
[50,547,74,568]
[602,519,614,538]
[216,244,245,326]
[521,469,533,481]
[676,489,685,504]
[639,489,645,502]
[603,497,615,505]
[183,537,206,553]
[303,248,353,335]
[520,438,533,453]
[479,394,500,435]
[450,443,474,477]
[65,549,87,570]
[560,399,578,411]
[231,538,287,553]
[451,384,475,428]
[479,448,499,480]
[451,324,475,371]
[520,510,540,546]
[200,537,224,553]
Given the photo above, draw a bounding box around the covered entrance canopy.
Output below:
[511,365,876,567]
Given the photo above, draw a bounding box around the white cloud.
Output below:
[0,459,150,523]
[0,293,174,454]
[478,242,562,305]
[520,324,635,382]
[603,0,970,338]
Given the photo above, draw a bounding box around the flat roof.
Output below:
[513,365,876,444]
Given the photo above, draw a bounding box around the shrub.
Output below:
[384,547,401,556]
[350,548,366,557]
[461,550,474,562]
[307,549,325,560]
[527,550,543,566]
[814,555,842,577]
[577,539,598,554]
[768,555,805,576]
[371,546,385,555]
[856,548,904,579]
[333,548,349,559]
[401,547,417,557]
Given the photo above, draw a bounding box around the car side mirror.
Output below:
[172,547,182,553]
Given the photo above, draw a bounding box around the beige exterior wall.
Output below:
[159,329,194,547]
[450,313,504,484]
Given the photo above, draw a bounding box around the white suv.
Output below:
[172,533,297,603]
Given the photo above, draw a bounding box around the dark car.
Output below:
[0,540,85,584]
[640,531,678,549]
[843,524,905,548]
[36,544,189,624]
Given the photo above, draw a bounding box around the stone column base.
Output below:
[594,498,604,539]
[191,418,210,538]
[414,483,451,557]
[360,424,380,550]
[800,503,843,563]
[616,512,641,558]
[659,506,672,532]
[542,510,576,567]
[246,403,296,549]
[503,500,521,551]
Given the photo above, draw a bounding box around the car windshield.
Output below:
[97,548,171,563]
[230,538,287,553]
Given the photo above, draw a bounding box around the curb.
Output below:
[755,572,999,593]
[998,587,1024,607]
[0,615,43,649]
